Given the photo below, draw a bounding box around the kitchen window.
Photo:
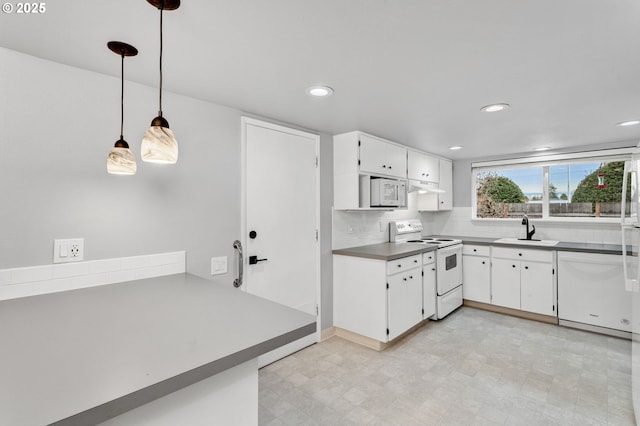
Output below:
[472,150,633,221]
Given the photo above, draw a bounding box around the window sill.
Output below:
[471,217,622,226]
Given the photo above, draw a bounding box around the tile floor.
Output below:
[258,307,634,425]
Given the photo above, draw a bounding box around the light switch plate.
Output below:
[211,256,227,275]
[53,238,84,263]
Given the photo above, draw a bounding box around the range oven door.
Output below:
[436,244,462,295]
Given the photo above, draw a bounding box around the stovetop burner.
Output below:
[389,220,462,248]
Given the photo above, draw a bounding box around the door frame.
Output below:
[240,116,321,343]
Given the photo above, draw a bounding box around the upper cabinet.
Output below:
[417,159,453,211]
[358,134,407,179]
[333,130,452,211]
[408,150,439,183]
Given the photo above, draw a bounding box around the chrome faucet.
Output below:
[521,214,536,240]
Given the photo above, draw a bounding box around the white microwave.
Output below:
[370,178,407,207]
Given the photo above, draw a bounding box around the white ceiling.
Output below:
[2,0,639,159]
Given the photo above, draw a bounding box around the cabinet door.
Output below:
[521,262,555,316]
[462,255,491,303]
[408,151,439,182]
[423,265,436,319]
[438,159,453,210]
[359,134,406,178]
[387,269,423,340]
[491,258,521,309]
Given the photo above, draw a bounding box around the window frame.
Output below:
[471,148,634,223]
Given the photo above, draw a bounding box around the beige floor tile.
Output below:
[259,307,634,425]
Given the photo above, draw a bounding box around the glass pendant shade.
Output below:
[141,116,178,164]
[106,41,138,175]
[107,139,137,175]
[142,0,180,164]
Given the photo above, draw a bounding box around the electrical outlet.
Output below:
[53,238,84,263]
[211,256,227,275]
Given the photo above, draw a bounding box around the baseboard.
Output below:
[320,326,336,341]
[333,327,387,351]
[333,319,431,351]
[463,300,558,325]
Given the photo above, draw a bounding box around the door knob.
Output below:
[249,255,268,265]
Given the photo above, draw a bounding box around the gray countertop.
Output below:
[333,236,625,260]
[0,273,316,426]
[332,242,437,260]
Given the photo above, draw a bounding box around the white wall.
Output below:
[0,47,334,329]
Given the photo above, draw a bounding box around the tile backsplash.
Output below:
[333,204,622,250]
[0,251,186,301]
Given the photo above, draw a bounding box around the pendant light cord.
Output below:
[120,52,125,139]
[158,2,164,117]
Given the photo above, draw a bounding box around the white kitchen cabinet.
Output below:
[557,251,630,333]
[491,258,521,309]
[422,252,436,319]
[333,131,408,210]
[333,253,423,343]
[408,150,439,183]
[521,261,555,316]
[416,159,453,211]
[462,244,491,303]
[388,268,423,340]
[491,247,555,315]
[359,134,407,179]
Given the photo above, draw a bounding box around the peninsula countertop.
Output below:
[0,273,316,426]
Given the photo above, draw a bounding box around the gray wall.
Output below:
[0,47,334,328]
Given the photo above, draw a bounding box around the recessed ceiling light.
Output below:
[306,85,334,97]
[617,120,640,127]
[449,146,463,150]
[481,103,510,112]
[534,146,551,151]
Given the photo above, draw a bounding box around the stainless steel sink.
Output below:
[494,238,559,246]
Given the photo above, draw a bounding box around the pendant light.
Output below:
[141,0,180,164]
[107,41,138,175]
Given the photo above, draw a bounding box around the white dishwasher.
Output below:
[557,251,631,334]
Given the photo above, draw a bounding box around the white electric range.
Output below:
[390,219,463,319]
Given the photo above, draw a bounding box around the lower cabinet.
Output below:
[490,247,556,316]
[491,258,521,310]
[423,253,436,319]
[388,268,423,340]
[462,245,491,303]
[333,253,426,343]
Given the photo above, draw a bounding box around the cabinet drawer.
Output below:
[462,244,490,256]
[387,254,421,275]
[422,251,436,265]
[492,247,552,263]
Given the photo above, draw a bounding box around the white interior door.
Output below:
[242,118,319,366]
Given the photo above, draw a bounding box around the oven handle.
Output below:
[436,243,462,256]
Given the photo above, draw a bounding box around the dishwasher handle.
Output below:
[233,240,243,288]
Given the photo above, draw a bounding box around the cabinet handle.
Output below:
[409,275,413,279]
[482,261,485,264]
[512,264,516,268]
[432,268,436,271]
[389,166,392,169]
[397,264,402,268]
[414,259,418,263]
[518,253,522,256]
[382,165,387,168]
[403,277,407,281]
[525,266,529,269]
[473,249,477,252]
